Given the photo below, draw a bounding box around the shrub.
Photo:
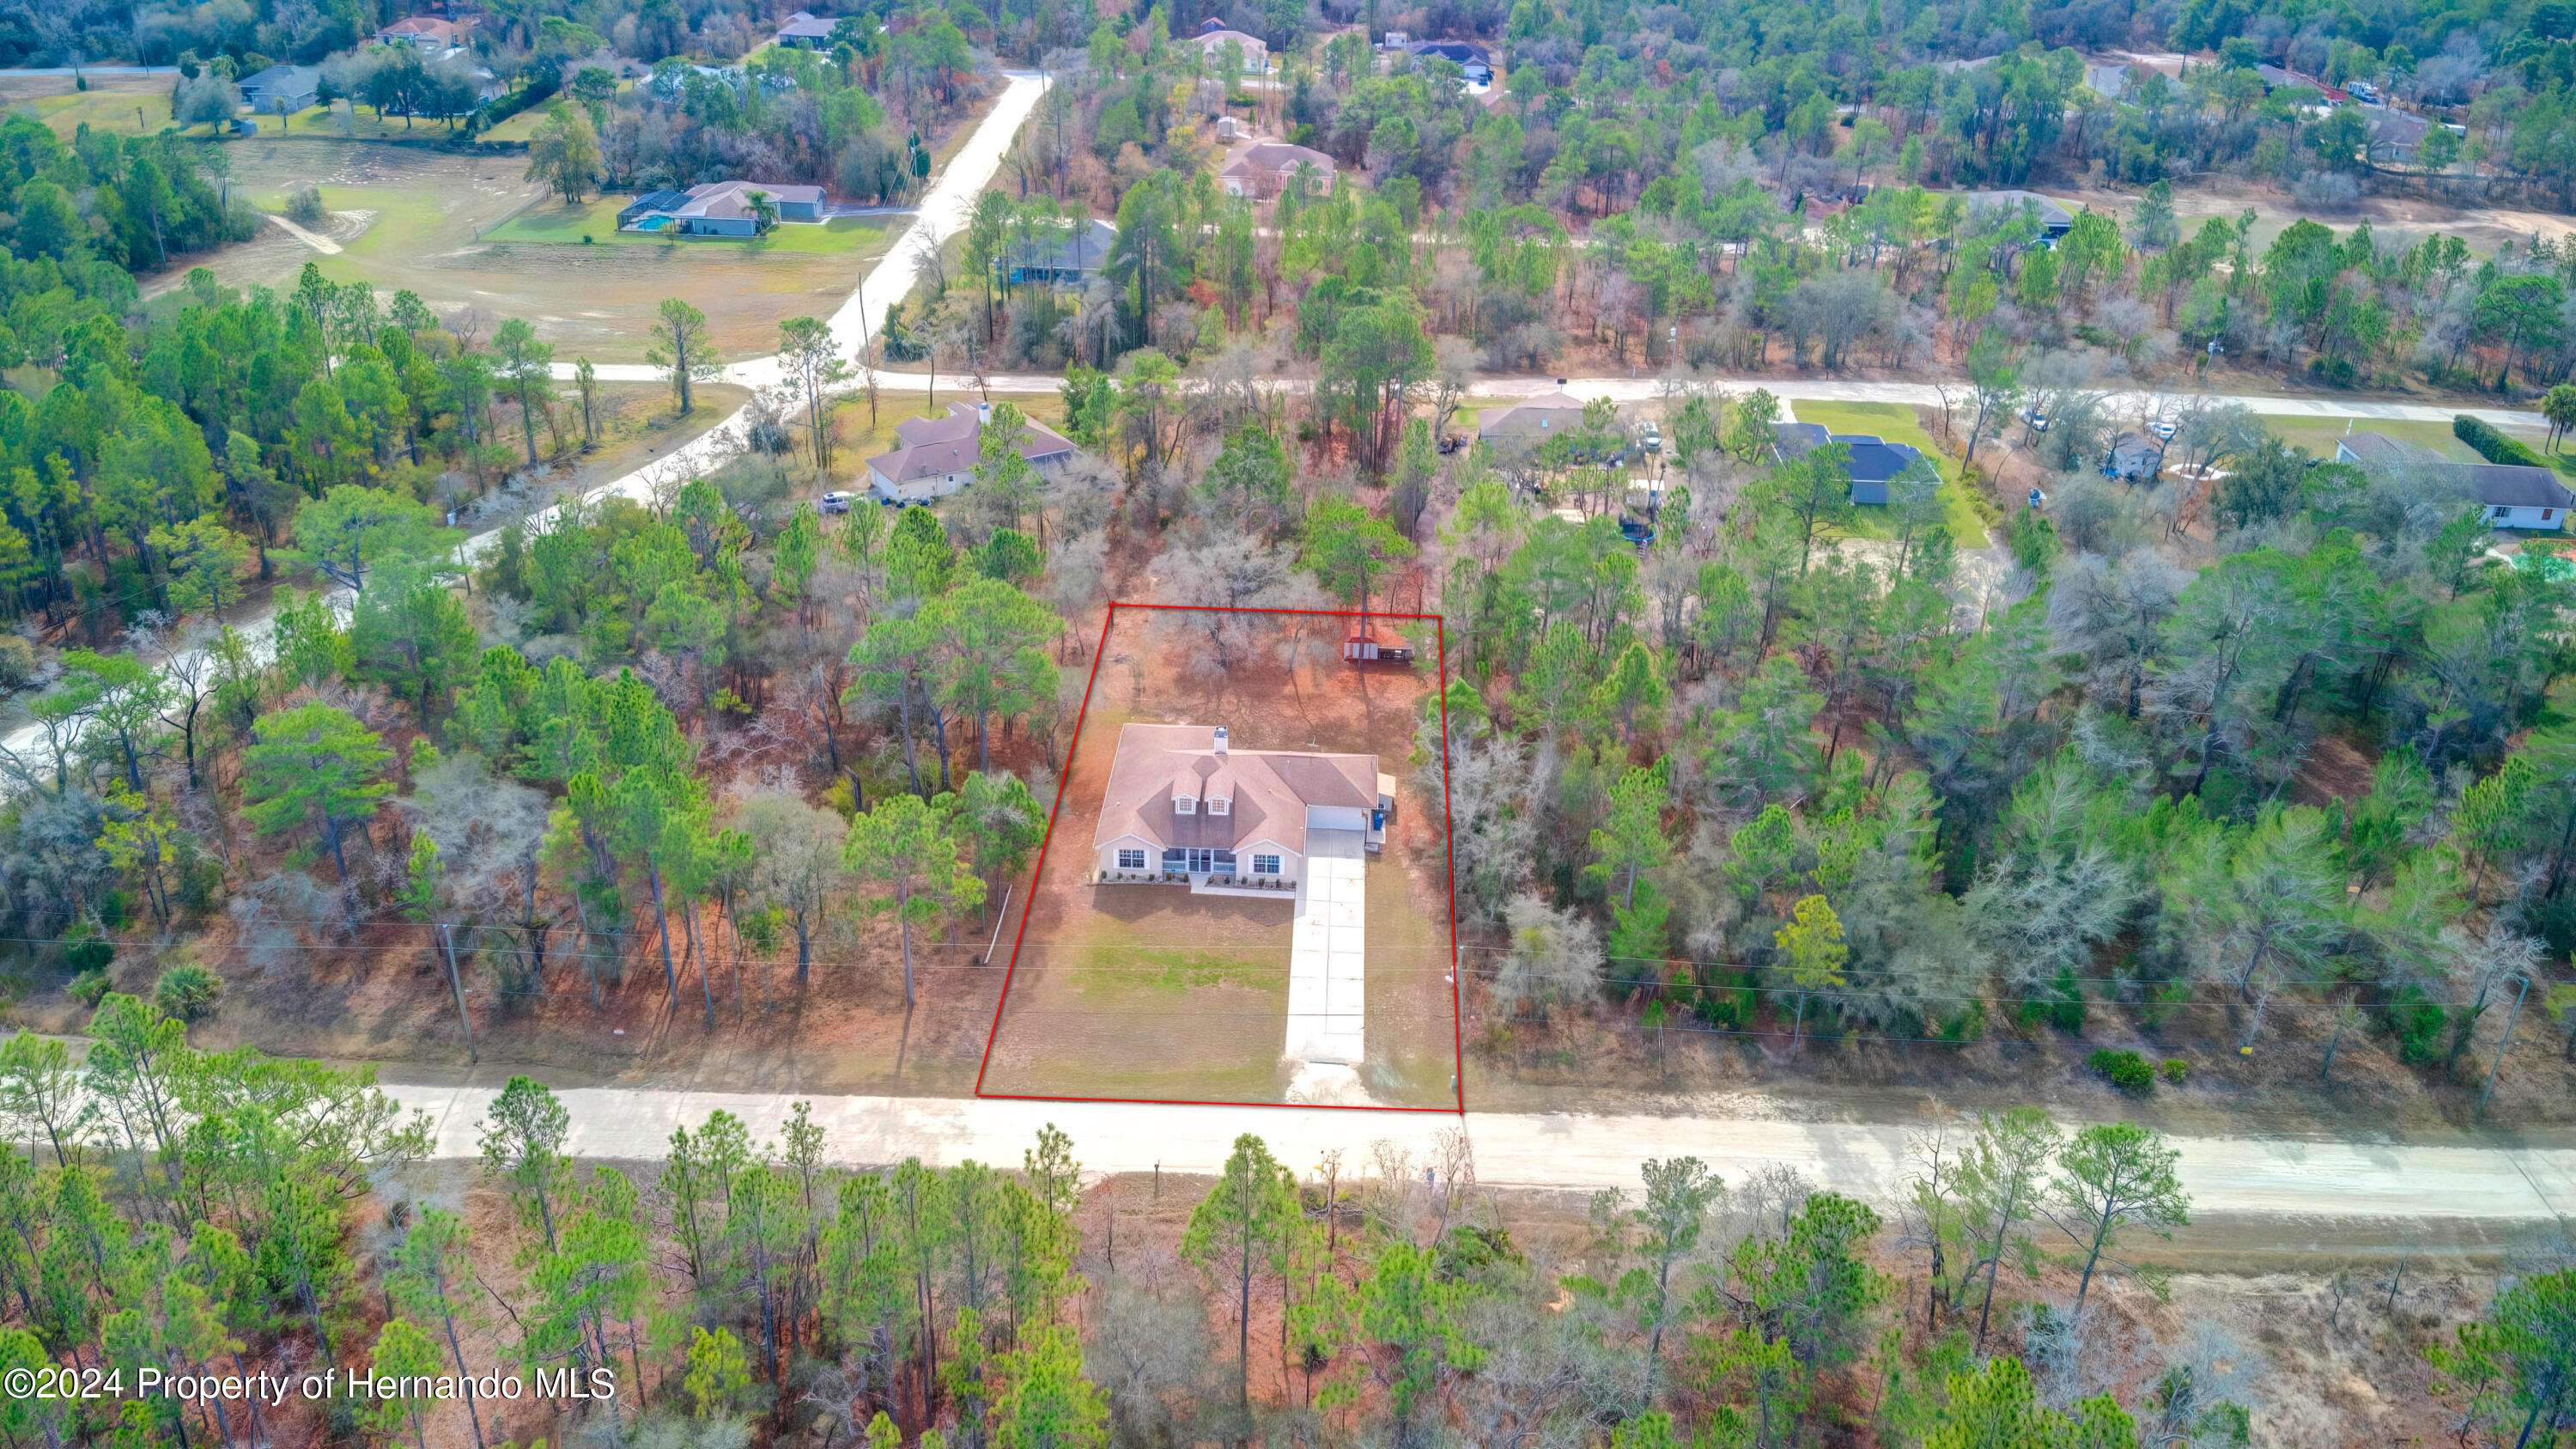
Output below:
[284,183,326,228]
[2387,988,2447,1064]
[2289,172,2362,213]
[153,963,223,1023]
[2457,415,2552,470]
[2087,1047,2156,1096]
[68,970,112,1008]
[0,636,35,691]
[2159,1057,2190,1084]
[62,935,112,975]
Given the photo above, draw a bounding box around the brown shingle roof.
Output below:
[1091,724,1377,856]
[1221,142,1337,180]
[866,403,1076,485]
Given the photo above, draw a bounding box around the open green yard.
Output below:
[152,139,894,363]
[2263,416,2484,462]
[1798,400,1993,547]
[484,197,889,256]
[829,392,1067,471]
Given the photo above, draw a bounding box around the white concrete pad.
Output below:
[1285,831,1370,1069]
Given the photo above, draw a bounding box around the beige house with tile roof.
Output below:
[1091,724,1392,889]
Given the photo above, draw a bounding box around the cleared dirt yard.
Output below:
[143,137,894,362]
[979,605,1460,1109]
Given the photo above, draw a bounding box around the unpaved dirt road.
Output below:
[389,1080,2576,1229]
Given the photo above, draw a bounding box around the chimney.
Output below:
[1212,726,1229,756]
[976,400,993,428]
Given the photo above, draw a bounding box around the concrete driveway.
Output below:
[1285,831,1367,1071]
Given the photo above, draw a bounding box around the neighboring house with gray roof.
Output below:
[1005,218,1116,286]
[616,180,823,236]
[1477,391,1589,445]
[238,64,320,113]
[1965,189,2075,241]
[1091,723,1394,889]
[1772,422,1932,506]
[774,9,840,47]
[865,401,1078,503]
[2103,429,2162,482]
[2337,430,2576,530]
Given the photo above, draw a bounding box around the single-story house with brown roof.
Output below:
[1219,141,1338,200]
[1091,723,1393,889]
[865,401,1078,503]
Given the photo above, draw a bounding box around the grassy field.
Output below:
[829,392,1067,469]
[1797,400,1993,547]
[483,197,889,254]
[157,139,895,363]
[2263,416,2483,462]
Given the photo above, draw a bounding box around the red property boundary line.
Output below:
[974,600,1467,1116]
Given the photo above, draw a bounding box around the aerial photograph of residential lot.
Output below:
[23,0,2576,1441]
[978,603,1459,1109]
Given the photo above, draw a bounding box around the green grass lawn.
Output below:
[15,88,173,137]
[2263,416,2482,463]
[483,198,888,254]
[1797,400,1992,548]
[830,393,1067,469]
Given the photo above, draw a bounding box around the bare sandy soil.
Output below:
[2065,169,2576,257]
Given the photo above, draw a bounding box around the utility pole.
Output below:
[438,922,477,1062]
[2479,974,2530,1118]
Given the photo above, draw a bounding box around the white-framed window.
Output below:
[1207,795,1230,815]
[1175,794,1196,815]
[1116,849,1145,870]
[1253,854,1282,875]
[2495,506,2512,521]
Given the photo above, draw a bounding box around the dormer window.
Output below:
[1207,794,1230,815]
[1174,794,1196,816]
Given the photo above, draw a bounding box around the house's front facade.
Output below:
[865,401,1078,503]
[1091,724,1393,893]
[2337,433,2575,531]
[617,180,824,236]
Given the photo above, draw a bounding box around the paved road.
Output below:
[0,70,1052,786]
[386,1080,2576,1225]
[0,65,179,77]
[566,356,2550,431]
